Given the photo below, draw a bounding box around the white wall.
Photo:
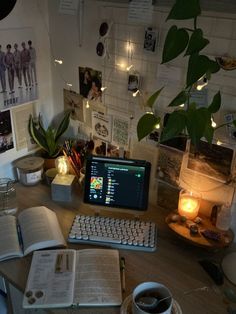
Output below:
[0,0,54,178]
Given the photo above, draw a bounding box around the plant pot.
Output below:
[44,158,56,170]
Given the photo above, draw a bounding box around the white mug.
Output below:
[132,282,173,314]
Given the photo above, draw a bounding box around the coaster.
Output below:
[120,294,182,314]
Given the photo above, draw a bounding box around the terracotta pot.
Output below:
[44,158,56,170]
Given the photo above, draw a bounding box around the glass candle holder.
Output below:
[55,156,70,175]
[178,189,201,220]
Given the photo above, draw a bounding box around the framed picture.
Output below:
[187,140,234,183]
[0,109,14,153]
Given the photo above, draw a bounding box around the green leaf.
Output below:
[186,107,211,146]
[137,114,160,141]
[185,29,209,55]
[167,0,201,20]
[162,26,189,64]
[55,110,71,142]
[208,91,221,113]
[146,86,164,108]
[208,60,220,74]
[204,124,214,144]
[161,110,186,142]
[29,115,49,153]
[186,54,210,87]
[233,120,236,128]
[168,91,187,107]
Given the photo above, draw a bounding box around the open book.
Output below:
[23,249,122,308]
[0,206,66,261]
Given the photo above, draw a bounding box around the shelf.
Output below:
[166,211,234,249]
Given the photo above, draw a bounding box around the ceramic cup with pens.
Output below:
[132,282,173,314]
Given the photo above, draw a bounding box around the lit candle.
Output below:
[178,189,201,220]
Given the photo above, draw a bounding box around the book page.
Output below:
[18,206,66,256]
[73,249,122,306]
[23,250,75,309]
[0,215,23,261]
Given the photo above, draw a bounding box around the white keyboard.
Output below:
[68,214,157,252]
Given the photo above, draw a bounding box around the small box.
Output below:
[51,174,75,202]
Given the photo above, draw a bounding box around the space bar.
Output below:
[89,235,121,244]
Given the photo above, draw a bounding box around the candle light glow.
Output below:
[178,190,201,220]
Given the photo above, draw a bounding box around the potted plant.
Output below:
[137,0,236,149]
[28,110,71,168]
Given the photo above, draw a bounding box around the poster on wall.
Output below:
[187,140,234,183]
[11,102,36,151]
[0,110,14,153]
[78,66,102,102]
[91,111,112,143]
[112,115,129,149]
[63,89,84,122]
[0,27,38,111]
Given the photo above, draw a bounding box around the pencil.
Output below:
[120,257,126,292]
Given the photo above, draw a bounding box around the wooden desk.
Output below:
[0,183,235,314]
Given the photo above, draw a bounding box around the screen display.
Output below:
[84,156,151,211]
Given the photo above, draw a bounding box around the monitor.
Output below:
[83,155,151,212]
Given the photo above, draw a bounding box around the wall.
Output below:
[48,0,236,238]
[0,0,54,178]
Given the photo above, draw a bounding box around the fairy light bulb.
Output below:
[155,123,160,129]
[211,117,217,128]
[54,59,63,64]
[179,103,185,108]
[217,140,222,145]
[126,64,134,71]
[101,86,107,91]
[132,90,139,97]
[86,100,90,108]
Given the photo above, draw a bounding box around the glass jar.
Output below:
[0,178,17,215]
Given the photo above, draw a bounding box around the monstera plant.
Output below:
[137,0,236,148]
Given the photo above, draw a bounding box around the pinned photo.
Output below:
[144,28,157,52]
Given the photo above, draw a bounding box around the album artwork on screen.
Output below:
[187,140,234,183]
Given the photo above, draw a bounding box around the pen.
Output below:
[120,257,126,292]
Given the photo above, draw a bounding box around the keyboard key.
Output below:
[68,214,157,252]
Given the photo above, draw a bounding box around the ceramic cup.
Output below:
[132,282,173,314]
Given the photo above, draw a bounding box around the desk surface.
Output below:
[0,182,235,314]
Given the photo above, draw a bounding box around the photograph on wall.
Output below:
[157,144,185,187]
[187,140,234,183]
[79,66,102,102]
[128,73,140,92]
[11,102,36,151]
[63,88,84,122]
[91,111,112,143]
[0,27,38,110]
[143,28,157,52]
[112,115,129,149]
[0,110,14,153]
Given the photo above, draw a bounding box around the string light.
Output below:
[126,64,134,71]
[155,123,160,129]
[101,86,107,92]
[86,100,90,108]
[196,76,208,91]
[132,89,140,97]
[217,140,223,145]
[211,117,217,128]
[179,103,185,108]
[66,83,72,87]
[54,59,63,64]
